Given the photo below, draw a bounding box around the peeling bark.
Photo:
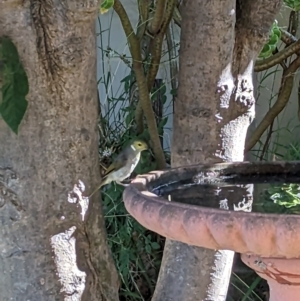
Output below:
[0,1,119,300]
[152,0,283,301]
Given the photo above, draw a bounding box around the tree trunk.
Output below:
[152,0,282,300]
[0,1,119,301]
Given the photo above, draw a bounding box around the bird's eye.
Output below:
[138,143,142,146]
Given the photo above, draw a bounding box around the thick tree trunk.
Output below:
[0,1,119,301]
[152,0,282,300]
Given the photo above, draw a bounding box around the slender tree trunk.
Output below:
[152,0,282,300]
[0,1,119,300]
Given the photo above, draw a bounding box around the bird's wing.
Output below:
[103,151,128,178]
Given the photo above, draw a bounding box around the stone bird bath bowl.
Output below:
[123,161,300,301]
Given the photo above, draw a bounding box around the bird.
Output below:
[89,139,148,197]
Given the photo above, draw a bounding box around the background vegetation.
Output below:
[2,0,300,300]
[95,1,300,300]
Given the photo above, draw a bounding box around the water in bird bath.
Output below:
[152,172,300,215]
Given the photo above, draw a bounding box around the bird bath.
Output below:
[123,161,300,301]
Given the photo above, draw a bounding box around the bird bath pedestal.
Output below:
[123,161,300,301]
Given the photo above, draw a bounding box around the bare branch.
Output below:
[136,0,149,40]
[255,39,300,72]
[246,55,300,151]
[149,0,166,34]
[113,0,166,169]
[147,0,176,90]
[280,29,297,45]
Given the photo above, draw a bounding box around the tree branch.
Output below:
[172,5,182,27]
[246,55,300,151]
[113,0,166,169]
[254,38,300,72]
[136,0,149,40]
[149,0,166,35]
[134,0,150,134]
[281,29,297,45]
[166,25,178,101]
[136,0,176,135]
[230,0,281,74]
[147,0,176,91]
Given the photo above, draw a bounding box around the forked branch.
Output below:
[113,0,166,169]
[246,55,300,151]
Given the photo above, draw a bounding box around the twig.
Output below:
[113,0,166,169]
[166,26,178,103]
[136,0,176,136]
[246,55,300,151]
[280,29,297,45]
[254,38,300,72]
[259,120,274,161]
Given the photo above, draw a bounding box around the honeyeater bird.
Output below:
[89,139,148,197]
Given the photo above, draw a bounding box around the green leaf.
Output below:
[125,111,134,127]
[160,84,167,95]
[151,242,160,250]
[162,94,167,104]
[145,244,151,254]
[100,0,114,14]
[170,88,177,96]
[0,37,28,134]
[269,34,279,46]
[158,116,168,129]
[259,44,272,59]
[1,84,28,134]
[272,28,281,38]
[259,21,281,59]
[284,0,300,10]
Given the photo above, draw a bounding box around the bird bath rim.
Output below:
[123,161,300,259]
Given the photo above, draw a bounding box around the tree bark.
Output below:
[0,1,119,300]
[152,0,282,300]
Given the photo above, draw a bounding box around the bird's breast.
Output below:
[114,153,141,182]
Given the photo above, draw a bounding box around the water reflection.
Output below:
[152,174,300,215]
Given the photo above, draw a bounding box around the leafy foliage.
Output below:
[100,0,114,14]
[254,143,300,214]
[259,21,281,59]
[260,183,300,214]
[103,186,163,300]
[0,37,28,134]
[284,0,300,11]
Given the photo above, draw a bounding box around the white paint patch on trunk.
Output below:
[50,226,86,301]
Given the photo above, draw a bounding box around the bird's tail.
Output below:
[89,184,101,198]
[88,177,109,198]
